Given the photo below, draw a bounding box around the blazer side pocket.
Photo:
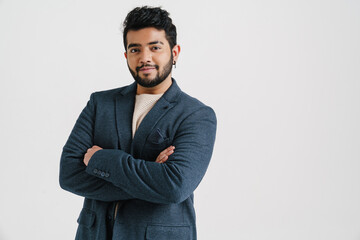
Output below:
[145,225,190,240]
[77,208,96,228]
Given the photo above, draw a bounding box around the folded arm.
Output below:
[85,107,217,204]
[60,93,216,204]
[59,93,133,202]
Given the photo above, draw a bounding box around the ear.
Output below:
[124,52,127,59]
[172,45,181,62]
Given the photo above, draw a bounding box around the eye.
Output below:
[152,46,161,51]
[130,48,139,53]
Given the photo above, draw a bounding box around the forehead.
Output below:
[126,27,168,47]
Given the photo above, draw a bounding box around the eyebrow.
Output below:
[148,41,164,45]
[127,41,164,49]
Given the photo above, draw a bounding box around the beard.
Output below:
[128,54,173,88]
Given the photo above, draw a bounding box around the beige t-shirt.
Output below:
[132,93,163,138]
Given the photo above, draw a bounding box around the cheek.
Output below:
[127,58,137,69]
[156,54,171,66]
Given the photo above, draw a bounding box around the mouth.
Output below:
[139,67,156,73]
[136,64,158,74]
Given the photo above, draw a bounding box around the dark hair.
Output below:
[123,6,177,50]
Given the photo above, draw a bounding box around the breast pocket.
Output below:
[147,128,169,145]
[145,225,191,240]
[142,128,171,161]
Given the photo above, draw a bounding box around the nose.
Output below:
[139,48,152,64]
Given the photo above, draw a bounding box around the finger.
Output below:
[155,146,175,163]
[160,146,175,160]
[155,150,169,163]
[163,148,175,157]
[160,155,169,163]
[160,153,170,162]
[158,149,174,161]
[155,154,166,163]
[87,146,95,152]
[165,145,175,151]
[156,152,170,163]
[159,149,173,163]
[163,146,175,155]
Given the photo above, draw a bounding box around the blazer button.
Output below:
[105,173,110,178]
[101,172,105,177]
[93,169,98,174]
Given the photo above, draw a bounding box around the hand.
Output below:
[83,145,103,166]
[155,146,175,163]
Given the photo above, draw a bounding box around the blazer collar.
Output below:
[115,82,136,152]
[119,81,137,96]
[160,78,182,104]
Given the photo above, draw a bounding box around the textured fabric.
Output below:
[59,79,217,240]
[132,93,163,137]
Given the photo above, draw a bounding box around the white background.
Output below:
[1,0,359,239]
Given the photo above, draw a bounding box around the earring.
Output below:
[173,61,176,68]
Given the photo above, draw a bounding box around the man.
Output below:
[60,6,216,240]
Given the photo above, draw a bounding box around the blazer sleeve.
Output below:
[59,93,133,202]
[85,106,217,204]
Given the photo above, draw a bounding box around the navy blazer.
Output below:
[59,79,217,240]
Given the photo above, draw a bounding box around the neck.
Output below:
[136,76,172,95]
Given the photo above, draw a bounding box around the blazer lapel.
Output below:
[131,79,182,156]
[115,82,136,153]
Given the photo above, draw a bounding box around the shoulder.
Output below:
[172,91,217,141]
[92,85,127,99]
[89,83,135,103]
[176,91,216,122]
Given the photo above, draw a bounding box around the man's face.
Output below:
[125,27,174,88]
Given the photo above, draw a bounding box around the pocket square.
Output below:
[148,128,169,144]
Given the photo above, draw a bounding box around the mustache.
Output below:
[136,64,159,72]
